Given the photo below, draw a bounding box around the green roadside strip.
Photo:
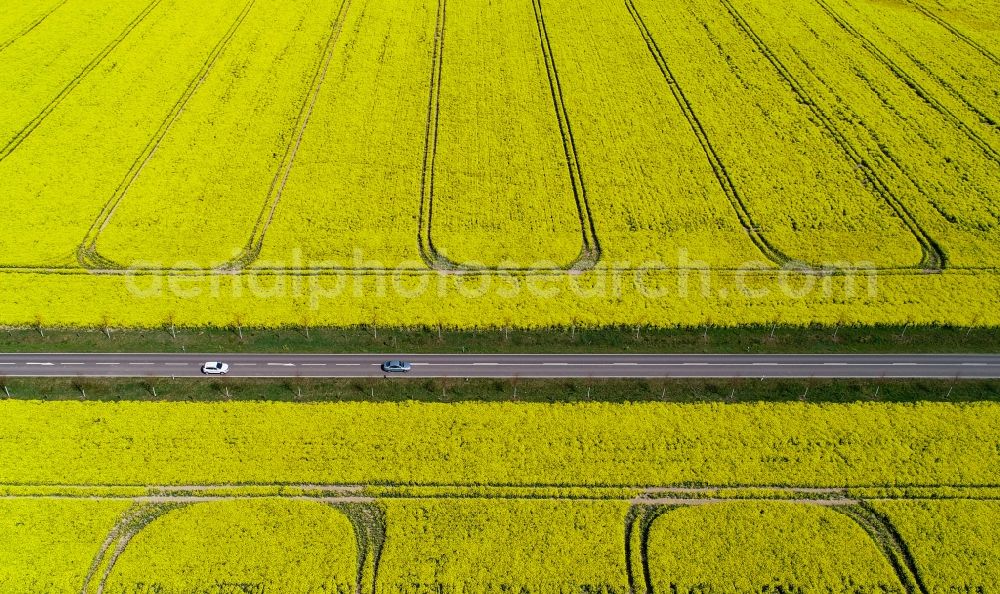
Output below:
[0,376,997,403]
[0,323,998,354]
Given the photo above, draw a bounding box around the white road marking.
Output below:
[337,364,361,366]
[128,363,155,366]
[300,363,326,367]
[61,363,84,366]
[26,362,54,366]
[234,363,256,367]
[95,363,119,366]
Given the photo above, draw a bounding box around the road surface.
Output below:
[0,353,997,378]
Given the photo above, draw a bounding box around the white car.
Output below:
[201,361,230,375]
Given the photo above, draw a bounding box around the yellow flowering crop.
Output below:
[0,0,998,325]
[873,500,1000,593]
[646,501,903,593]
[89,0,346,269]
[2,401,999,486]
[379,498,630,593]
[0,398,997,592]
[104,499,357,593]
[0,499,131,592]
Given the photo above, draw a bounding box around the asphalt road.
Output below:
[0,353,997,379]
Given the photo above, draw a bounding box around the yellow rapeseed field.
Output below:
[104,499,358,593]
[0,401,997,592]
[0,0,997,325]
[645,502,902,593]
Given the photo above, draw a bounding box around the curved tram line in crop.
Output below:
[220,0,357,273]
[26,483,985,593]
[625,496,929,594]
[621,0,790,269]
[77,0,259,271]
[77,0,357,273]
[12,0,1000,276]
[0,0,164,163]
[80,497,384,594]
[812,0,1000,164]
[417,0,602,272]
[691,0,942,271]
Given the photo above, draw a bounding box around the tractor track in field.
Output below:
[0,0,70,54]
[82,502,187,594]
[0,260,952,274]
[628,498,924,594]
[833,502,929,594]
[531,0,602,268]
[80,498,382,594]
[791,50,972,239]
[719,0,945,271]
[6,261,1000,275]
[835,0,999,136]
[224,0,356,272]
[622,0,790,269]
[0,0,164,163]
[418,0,601,273]
[903,0,1000,69]
[416,0,447,269]
[1,483,988,593]
[77,0,259,271]
[813,0,1000,165]
[80,503,151,594]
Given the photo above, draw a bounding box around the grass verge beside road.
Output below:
[0,376,997,403]
[0,324,998,354]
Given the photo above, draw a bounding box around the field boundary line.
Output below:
[903,0,1000,68]
[718,0,945,271]
[0,0,164,162]
[813,0,1000,163]
[221,0,356,271]
[10,483,1000,499]
[622,0,789,268]
[78,0,258,270]
[1,262,997,275]
[0,0,70,54]
[417,0,601,272]
[2,257,998,275]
